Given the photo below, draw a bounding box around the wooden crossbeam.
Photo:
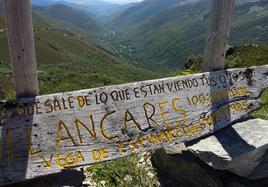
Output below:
[0,65,267,184]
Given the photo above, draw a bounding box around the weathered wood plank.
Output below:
[202,0,235,71]
[0,66,268,184]
[3,0,39,98]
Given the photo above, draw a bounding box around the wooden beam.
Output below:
[202,0,235,71]
[0,65,267,184]
[0,87,4,100]
[3,0,39,98]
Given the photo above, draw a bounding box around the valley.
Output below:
[105,0,268,72]
[2,0,267,74]
[0,2,159,99]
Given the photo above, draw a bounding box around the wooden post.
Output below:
[3,0,39,98]
[2,1,86,186]
[202,0,235,71]
[0,87,4,100]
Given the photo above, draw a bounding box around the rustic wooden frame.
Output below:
[2,0,265,186]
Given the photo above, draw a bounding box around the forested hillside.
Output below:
[105,0,268,72]
[0,10,159,99]
[34,4,108,37]
[31,0,124,18]
[106,0,202,30]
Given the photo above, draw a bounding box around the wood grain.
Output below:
[3,0,39,98]
[203,0,235,71]
[0,66,267,184]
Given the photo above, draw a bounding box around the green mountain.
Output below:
[105,0,210,71]
[31,0,123,18]
[34,4,107,36]
[105,0,268,72]
[231,0,268,44]
[0,10,159,99]
[106,0,200,30]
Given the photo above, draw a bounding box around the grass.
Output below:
[182,44,268,120]
[37,50,159,95]
[86,154,157,187]
[252,89,268,120]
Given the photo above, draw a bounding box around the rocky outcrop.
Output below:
[151,144,224,187]
[152,119,268,187]
[188,119,268,179]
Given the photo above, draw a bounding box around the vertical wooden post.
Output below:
[3,0,39,98]
[2,1,85,186]
[202,0,235,71]
[0,87,4,100]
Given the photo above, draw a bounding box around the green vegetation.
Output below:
[0,41,159,99]
[87,155,157,187]
[105,0,268,72]
[225,45,268,68]
[0,12,94,65]
[0,11,160,99]
[105,1,209,72]
[38,50,159,95]
[106,0,184,30]
[183,44,268,120]
[252,90,268,120]
[183,45,268,71]
[36,4,107,36]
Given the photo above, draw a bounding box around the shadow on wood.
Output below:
[0,98,35,185]
[186,70,256,158]
[2,170,85,187]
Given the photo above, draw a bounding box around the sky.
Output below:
[102,0,143,4]
[63,0,144,5]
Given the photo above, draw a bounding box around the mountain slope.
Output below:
[0,11,159,99]
[0,9,101,65]
[105,0,268,72]
[35,4,107,36]
[106,0,201,30]
[31,0,124,18]
[231,0,268,44]
[105,0,210,71]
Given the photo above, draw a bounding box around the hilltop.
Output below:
[31,0,126,18]
[34,4,107,37]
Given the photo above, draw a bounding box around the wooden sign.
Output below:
[0,66,268,184]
